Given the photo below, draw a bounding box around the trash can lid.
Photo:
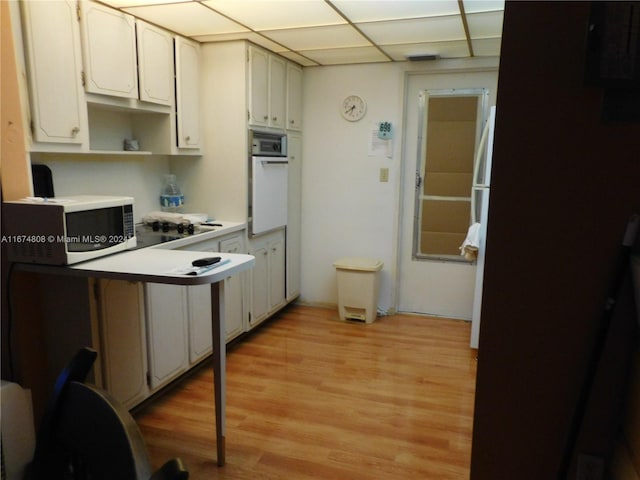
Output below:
[333,257,383,272]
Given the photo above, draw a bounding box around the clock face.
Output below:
[341,95,367,121]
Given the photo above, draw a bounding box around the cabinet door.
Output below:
[248,46,269,127]
[80,1,138,99]
[175,36,201,148]
[286,63,303,131]
[286,134,302,300]
[269,234,286,310]
[220,234,245,341]
[137,20,174,106]
[269,56,286,129]
[98,279,148,409]
[21,0,88,144]
[250,240,270,325]
[146,283,189,390]
[187,285,213,364]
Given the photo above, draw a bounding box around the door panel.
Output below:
[398,72,498,319]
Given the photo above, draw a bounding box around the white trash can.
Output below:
[333,257,383,324]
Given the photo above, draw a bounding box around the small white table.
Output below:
[17,248,255,466]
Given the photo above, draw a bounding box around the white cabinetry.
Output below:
[21,0,200,155]
[21,0,88,146]
[96,279,149,409]
[146,231,246,381]
[219,234,246,341]
[186,285,213,363]
[248,46,268,127]
[286,63,303,131]
[145,283,189,391]
[249,229,285,327]
[79,2,175,107]
[137,20,174,106]
[177,232,246,343]
[269,55,287,130]
[248,46,286,129]
[175,37,201,149]
[80,1,138,100]
[287,133,302,300]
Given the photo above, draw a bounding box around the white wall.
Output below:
[32,153,170,223]
[299,63,405,313]
[299,58,499,315]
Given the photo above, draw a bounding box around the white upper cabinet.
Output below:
[21,0,88,145]
[248,46,288,130]
[175,36,201,149]
[286,63,303,131]
[268,55,286,129]
[80,1,138,100]
[137,20,174,106]
[248,46,270,127]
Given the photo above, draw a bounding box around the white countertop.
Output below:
[146,221,246,250]
[67,248,254,285]
[16,221,254,285]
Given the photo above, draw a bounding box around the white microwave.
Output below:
[3,195,137,265]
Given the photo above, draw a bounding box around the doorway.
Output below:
[397,70,498,318]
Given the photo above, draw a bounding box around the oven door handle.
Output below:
[260,160,288,165]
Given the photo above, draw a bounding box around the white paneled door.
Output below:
[397,71,498,319]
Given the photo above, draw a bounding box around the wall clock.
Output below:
[341,95,367,121]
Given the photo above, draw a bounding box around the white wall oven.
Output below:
[249,131,288,236]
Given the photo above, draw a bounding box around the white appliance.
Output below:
[249,131,288,236]
[2,195,136,265]
[470,106,496,348]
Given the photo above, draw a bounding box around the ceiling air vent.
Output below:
[406,54,440,61]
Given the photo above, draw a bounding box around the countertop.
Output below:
[15,221,253,285]
[142,221,246,251]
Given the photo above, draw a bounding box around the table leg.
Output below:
[210,281,226,466]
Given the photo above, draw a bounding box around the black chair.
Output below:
[27,347,188,480]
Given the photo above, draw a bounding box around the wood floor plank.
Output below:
[135,305,477,479]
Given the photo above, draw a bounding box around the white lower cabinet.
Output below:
[97,230,247,404]
[145,283,189,391]
[96,279,149,409]
[146,232,246,391]
[187,284,214,364]
[219,234,246,341]
[249,229,286,328]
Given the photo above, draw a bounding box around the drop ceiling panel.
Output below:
[264,24,369,51]
[462,0,505,14]
[382,40,470,61]
[93,0,505,66]
[278,50,319,67]
[100,0,191,7]
[192,32,288,53]
[358,16,465,45]
[202,0,345,30]
[301,46,390,65]
[122,2,248,36]
[466,11,504,39]
[471,37,502,56]
[330,0,461,22]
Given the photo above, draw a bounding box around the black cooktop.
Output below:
[134,223,201,249]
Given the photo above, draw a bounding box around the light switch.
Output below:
[379,168,389,182]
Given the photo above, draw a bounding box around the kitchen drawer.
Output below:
[175,238,220,252]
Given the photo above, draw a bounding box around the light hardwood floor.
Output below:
[134,305,478,479]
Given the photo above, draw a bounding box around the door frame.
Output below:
[395,68,498,319]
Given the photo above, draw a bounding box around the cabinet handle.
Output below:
[185,135,191,142]
[263,115,268,120]
[71,126,80,136]
[272,116,277,121]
